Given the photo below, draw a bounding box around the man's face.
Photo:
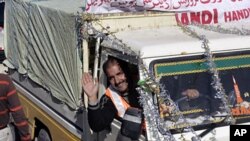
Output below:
[106,63,128,94]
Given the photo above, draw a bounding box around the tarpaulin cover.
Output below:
[4,0,84,109]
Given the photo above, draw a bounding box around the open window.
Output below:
[98,54,140,102]
[151,50,250,131]
[95,53,146,140]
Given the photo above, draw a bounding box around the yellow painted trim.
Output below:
[18,92,81,141]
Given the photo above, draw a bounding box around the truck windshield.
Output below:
[150,51,250,130]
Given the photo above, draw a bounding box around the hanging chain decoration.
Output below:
[80,14,202,141]
[76,13,85,49]
[202,38,236,124]
[137,59,201,141]
[178,23,235,125]
[136,87,175,141]
[137,61,176,141]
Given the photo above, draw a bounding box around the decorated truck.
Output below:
[3,0,250,141]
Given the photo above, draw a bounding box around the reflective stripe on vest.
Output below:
[105,87,130,118]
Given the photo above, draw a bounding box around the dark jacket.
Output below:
[88,88,141,132]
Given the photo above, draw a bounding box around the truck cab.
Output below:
[89,13,250,141]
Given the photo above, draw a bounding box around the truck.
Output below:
[3,0,250,141]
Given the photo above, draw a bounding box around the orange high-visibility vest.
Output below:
[105,87,130,118]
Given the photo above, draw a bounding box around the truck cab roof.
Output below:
[106,23,250,59]
[90,12,250,60]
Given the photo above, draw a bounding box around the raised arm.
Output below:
[82,72,99,105]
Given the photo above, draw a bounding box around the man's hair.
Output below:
[102,57,131,87]
[103,57,119,75]
[102,57,127,75]
[103,57,141,108]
